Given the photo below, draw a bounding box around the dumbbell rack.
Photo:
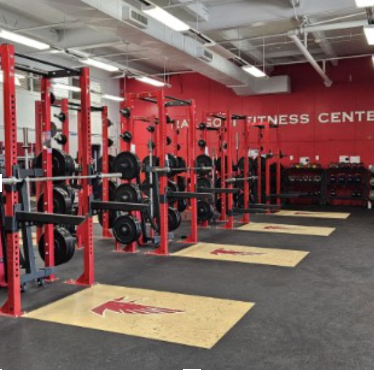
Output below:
[284,167,326,206]
[326,166,368,205]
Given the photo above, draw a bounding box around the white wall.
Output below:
[0,71,120,159]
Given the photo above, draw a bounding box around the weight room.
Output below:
[0,0,373,369]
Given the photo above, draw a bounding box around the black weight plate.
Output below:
[168,207,182,231]
[215,177,222,188]
[167,180,178,203]
[38,227,76,266]
[113,151,141,180]
[55,183,75,203]
[177,199,188,213]
[97,155,115,173]
[114,183,142,203]
[215,197,222,214]
[176,176,187,192]
[197,177,212,189]
[112,215,142,244]
[238,157,258,172]
[166,154,178,170]
[37,186,72,214]
[215,157,235,174]
[99,210,119,229]
[35,148,74,178]
[94,180,117,201]
[142,156,159,168]
[195,154,213,175]
[197,200,214,222]
[177,156,186,170]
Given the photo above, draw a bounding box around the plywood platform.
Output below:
[173,243,309,268]
[24,284,254,349]
[238,223,335,236]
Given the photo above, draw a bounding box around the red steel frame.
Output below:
[241,120,251,224]
[101,106,112,238]
[0,44,22,316]
[118,79,138,253]
[68,68,94,285]
[120,88,198,254]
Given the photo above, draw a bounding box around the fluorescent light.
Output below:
[102,94,125,102]
[53,83,81,92]
[0,73,21,86]
[135,76,166,87]
[355,0,374,7]
[80,58,119,72]
[0,29,50,50]
[242,65,267,78]
[142,5,190,32]
[364,25,374,45]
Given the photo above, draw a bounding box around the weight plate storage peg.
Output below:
[168,207,182,231]
[38,227,76,266]
[197,200,215,222]
[120,130,133,143]
[114,183,142,203]
[113,151,141,180]
[112,215,142,244]
[120,108,131,118]
[142,156,160,168]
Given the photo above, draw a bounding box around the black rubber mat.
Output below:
[0,206,373,370]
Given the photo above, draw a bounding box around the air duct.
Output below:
[37,0,290,96]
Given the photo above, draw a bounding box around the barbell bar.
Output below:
[2,172,123,185]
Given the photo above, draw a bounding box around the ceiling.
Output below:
[0,0,372,87]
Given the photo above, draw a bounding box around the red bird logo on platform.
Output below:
[211,248,266,256]
[91,297,184,317]
[264,226,296,231]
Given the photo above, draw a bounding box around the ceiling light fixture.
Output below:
[0,29,50,50]
[355,0,374,7]
[364,25,374,45]
[53,83,81,92]
[102,94,125,102]
[242,65,267,78]
[142,5,190,32]
[80,58,119,72]
[135,75,166,87]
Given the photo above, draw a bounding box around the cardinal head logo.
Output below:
[91,296,184,317]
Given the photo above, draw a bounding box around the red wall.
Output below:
[126,57,374,167]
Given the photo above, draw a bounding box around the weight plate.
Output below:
[35,148,75,178]
[97,155,115,173]
[112,215,142,244]
[166,154,178,170]
[168,207,182,231]
[142,156,159,168]
[197,177,212,189]
[37,186,73,214]
[177,199,188,213]
[176,176,187,192]
[195,154,213,175]
[99,210,120,229]
[215,157,235,174]
[113,151,141,180]
[38,227,76,266]
[114,183,142,203]
[197,200,214,222]
[94,180,117,201]
[55,183,75,203]
[238,157,258,173]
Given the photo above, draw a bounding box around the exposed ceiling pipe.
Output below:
[301,19,368,33]
[288,31,332,87]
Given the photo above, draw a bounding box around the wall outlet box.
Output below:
[315,155,320,161]
[300,157,310,165]
[290,155,294,161]
[350,156,360,164]
[339,156,350,163]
